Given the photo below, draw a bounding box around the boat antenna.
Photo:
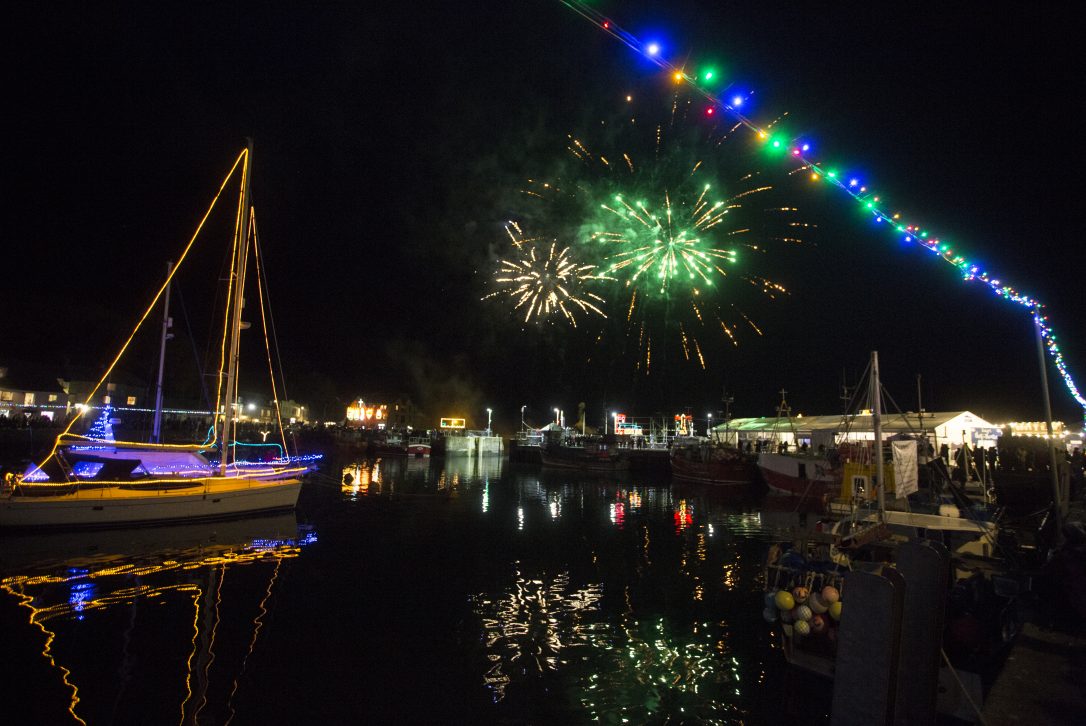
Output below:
[722,386,734,438]
[870,351,886,514]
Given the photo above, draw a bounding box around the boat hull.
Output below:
[671,447,756,486]
[758,452,839,498]
[0,478,301,529]
[540,444,630,472]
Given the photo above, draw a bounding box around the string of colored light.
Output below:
[558,0,1085,416]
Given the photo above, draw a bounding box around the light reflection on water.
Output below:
[0,514,314,725]
[2,455,813,723]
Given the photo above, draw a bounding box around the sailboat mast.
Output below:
[151,260,173,443]
[221,140,254,475]
[871,351,886,513]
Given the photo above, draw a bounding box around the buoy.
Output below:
[791,586,810,604]
[793,619,811,636]
[829,600,843,621]
[808,592,828,614]
[774,590,796,611]
[821,585,840,605]
[762,607,779,623]
[793,605,812,622]
[810,614,826,634]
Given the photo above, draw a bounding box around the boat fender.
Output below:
[774,590,796,611]
[820,585,840,605]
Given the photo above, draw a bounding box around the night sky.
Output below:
[6,1,1084,430]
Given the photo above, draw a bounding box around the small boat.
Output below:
[371,431,408,457]
[406,435,432,458]
[0,143,315,529]
[540,439,630,471]
[670,441,756,485]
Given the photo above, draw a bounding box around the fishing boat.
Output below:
[540,438,630,472]
[0,142,314,529]
[406,434,432,458]
[756,391,841,499]
[760,352,1017,722]
[670,441,756,485]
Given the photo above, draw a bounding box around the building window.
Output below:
[48,394,58,402]
[127,396,137,406]
[103,395,112,404]
[24,392,35,405]
[1,391,13,402]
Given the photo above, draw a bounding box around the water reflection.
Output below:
[465,470,790,723]
[472,566,603,703]
[0,514,314,725]
[1,456,819,723]
[339,455,507,501]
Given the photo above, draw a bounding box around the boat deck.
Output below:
[4,474,298,502]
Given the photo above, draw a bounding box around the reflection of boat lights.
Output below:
[482,481,489,513]
[610,502,626,528]
[674,500,693,532]
[549,498,560,519]
[66,568,96,622]
[517,506,525,530]
[708,523,715,537]
[627,489,642,509]
[3,535,305,725]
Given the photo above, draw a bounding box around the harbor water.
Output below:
[0,455,832,724]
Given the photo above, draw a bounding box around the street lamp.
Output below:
[611,411,617,436]
[554,407,560,426]
[521,405,526,431]
[707,413,713,439]
[487,407,493,435]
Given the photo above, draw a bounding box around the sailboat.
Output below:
[0,142,314,529]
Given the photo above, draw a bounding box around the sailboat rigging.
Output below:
[0,142,317,528]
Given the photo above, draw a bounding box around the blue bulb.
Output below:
[849,179,858,187]
[731,96,743,107]
[646,42,660,56]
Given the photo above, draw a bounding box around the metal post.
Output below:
[871,351,886,513]
[1034,307,1064,540]
[152,260,173,443]
[221,139,254,475]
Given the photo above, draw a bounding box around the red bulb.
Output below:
[603,21,610,29]
[706,107,714,115]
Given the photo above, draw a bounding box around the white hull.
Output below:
[0,478,301,529]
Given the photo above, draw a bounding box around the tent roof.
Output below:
[712,411,999,435]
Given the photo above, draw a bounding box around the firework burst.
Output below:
[522,88,807,373]
[483,222,609,327]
